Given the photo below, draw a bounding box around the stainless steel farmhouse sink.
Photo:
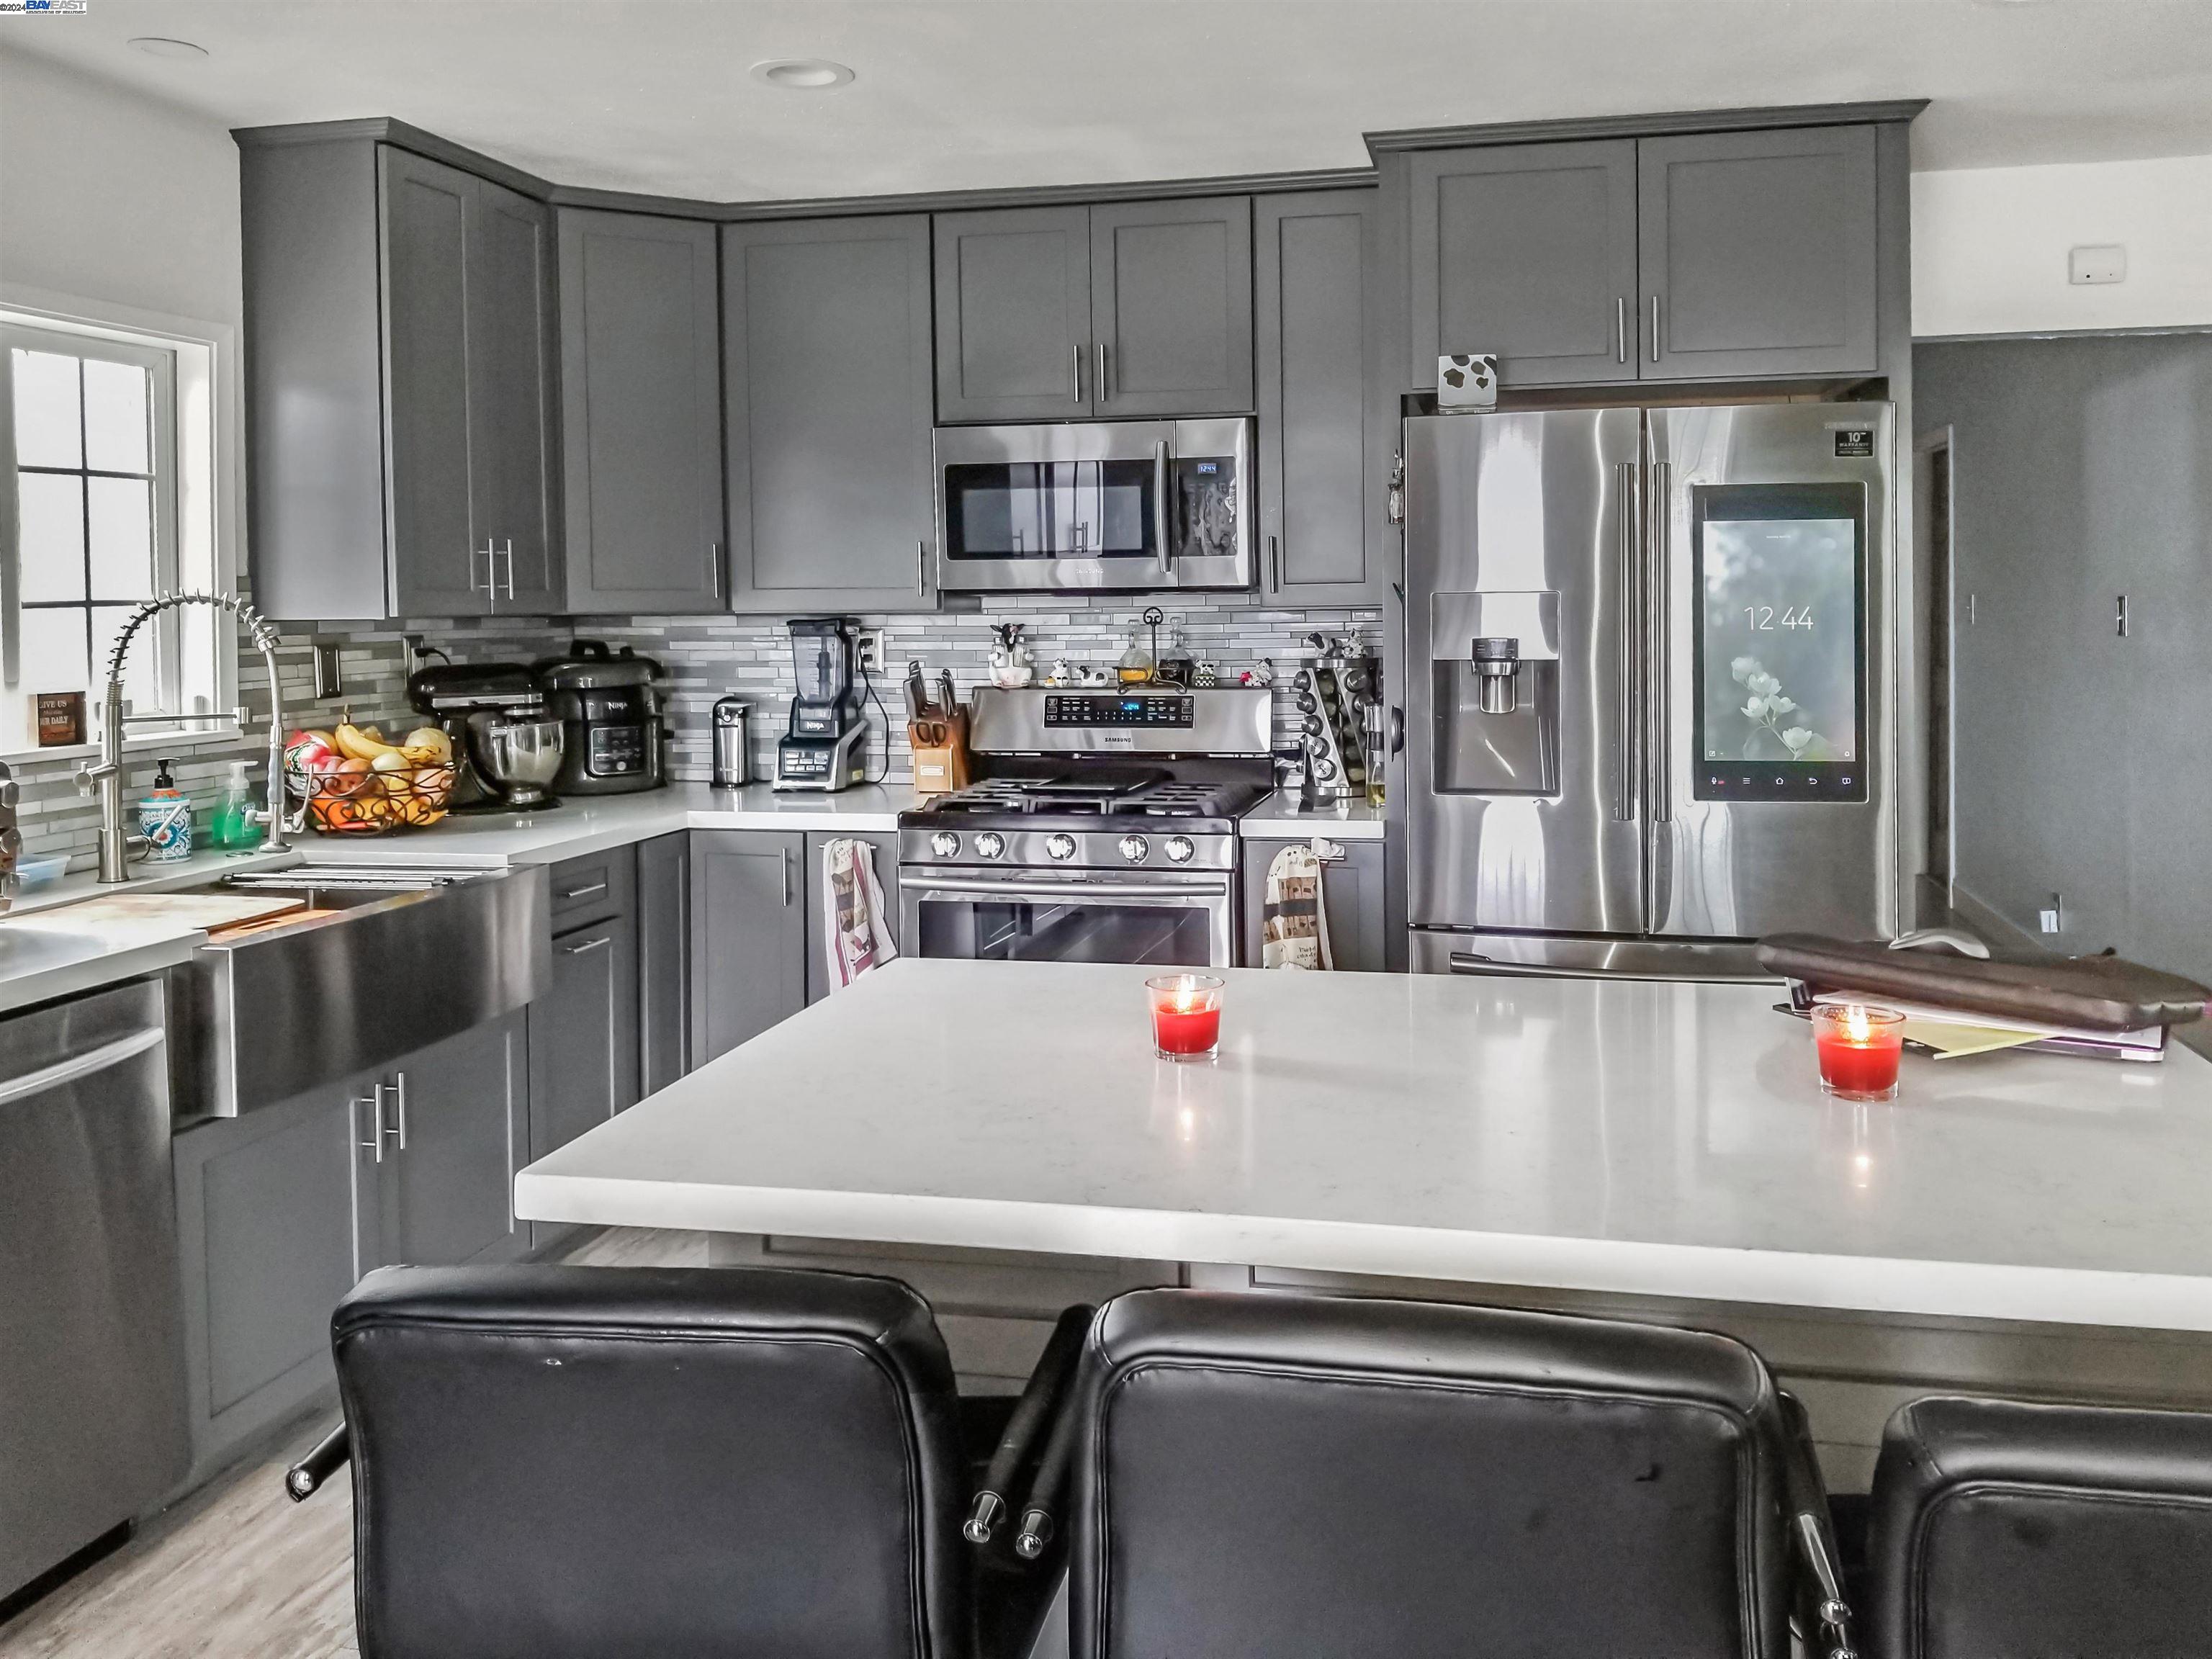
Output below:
[164,863,549,1120]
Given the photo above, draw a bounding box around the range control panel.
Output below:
[1043,694,1195,728]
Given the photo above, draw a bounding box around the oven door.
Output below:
[899,868,1234,968]
[935,418,1253,593]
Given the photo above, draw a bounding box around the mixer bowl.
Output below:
[469,711,564,808]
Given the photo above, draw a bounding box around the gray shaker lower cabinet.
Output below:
[382,1012,531,1269]
[528,909,642,1249]
[1240,837,1389,973]
[637,830,691,1096]
[803,829,901,1005]
[171,1077,379,1485]
[689,830,807,1066]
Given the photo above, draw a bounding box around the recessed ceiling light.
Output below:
[129,37,210,60]
[750,58,855,91]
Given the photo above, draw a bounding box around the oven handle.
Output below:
[899,875,1231,903]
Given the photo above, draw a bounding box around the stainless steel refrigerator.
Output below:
[1404,402,1899,979]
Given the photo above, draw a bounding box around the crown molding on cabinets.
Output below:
[1363,99,1931,153]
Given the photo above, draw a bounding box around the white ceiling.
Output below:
[6,0,2212,202]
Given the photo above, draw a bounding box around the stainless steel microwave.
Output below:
[933,418,1254,594]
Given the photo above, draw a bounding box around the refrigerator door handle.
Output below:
[1647,458,1673,827]
[1613,460,1639,822]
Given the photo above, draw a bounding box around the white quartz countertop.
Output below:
[516,958,2212,1332]
[1239,791,1386,840]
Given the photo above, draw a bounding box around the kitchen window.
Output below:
[1,314,230,755]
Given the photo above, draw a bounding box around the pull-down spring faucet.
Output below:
[75,591,292,883]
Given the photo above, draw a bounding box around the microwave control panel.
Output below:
[1043,694,1194,729]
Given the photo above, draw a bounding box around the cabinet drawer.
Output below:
[547,846,636,929]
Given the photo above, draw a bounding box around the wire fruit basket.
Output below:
[287,762,456,835]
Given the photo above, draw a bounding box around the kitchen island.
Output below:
[518,958,2212,1483]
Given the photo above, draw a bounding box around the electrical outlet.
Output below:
[855,628,888,676]
[2039,894,2064,935]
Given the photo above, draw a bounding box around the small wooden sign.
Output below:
[36,691,86,747]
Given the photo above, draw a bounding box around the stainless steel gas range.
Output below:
[897,686,1274,968]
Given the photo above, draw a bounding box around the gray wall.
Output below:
[1917,331,2212,983]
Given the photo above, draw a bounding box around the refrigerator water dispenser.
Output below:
[1431,591,1561,796]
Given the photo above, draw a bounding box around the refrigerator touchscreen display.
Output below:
[1691,483,1867,802]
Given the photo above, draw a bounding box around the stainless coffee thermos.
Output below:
[711,697,750,787]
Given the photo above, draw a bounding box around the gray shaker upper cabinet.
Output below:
[933,204,1094,422]
[723,215,938,611]
[557,210,725,612]
[1637,125,1879,381]
[1257,190,1386,605]
[240,135,559,621]
[1089,197,1254,418]
[1408,140,1639,390]
[464,177,561,611]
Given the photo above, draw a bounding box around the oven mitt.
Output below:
[1262,842,1334,971]
[822,837,899,992]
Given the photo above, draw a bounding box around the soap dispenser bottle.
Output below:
[139,757,193,863]
[212,759,264,851]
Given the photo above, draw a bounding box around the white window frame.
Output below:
[0,288,240,763]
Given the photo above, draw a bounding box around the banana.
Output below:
[335,721,403,763]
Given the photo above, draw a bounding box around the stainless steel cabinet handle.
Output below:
[1152,439,1172,576]
[1269,534,1281,592]
[562,881,608,901]
[1615,297,1627,365]
[1096,342,1108,403]
[500,539,517,598]
[0,1026,163,1106]
[781,850,791,907]
[710,541,721,599]
[917,539,928,599]
[1071,344,1082,405]
[1650,295,1662,363]
[562,933,613,956]
[357,1090,384,1164]
[382,1074,408,1151]
[469,544,489,594]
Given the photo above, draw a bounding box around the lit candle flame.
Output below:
[1844,1004,1873,1044]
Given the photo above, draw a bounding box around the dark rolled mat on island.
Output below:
[1756,932,2211,1035]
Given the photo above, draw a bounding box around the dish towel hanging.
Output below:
[822,837,899,992]
[1261,840,1336,970]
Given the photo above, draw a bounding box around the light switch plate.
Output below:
[2068,245,2126,285]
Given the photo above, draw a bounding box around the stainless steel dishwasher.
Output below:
[0,978,189,1603]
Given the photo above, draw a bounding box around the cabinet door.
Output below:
[803,829,901,1004]
[464,178,560,610]
[1258,191,1382,604]
[378,146,484,615]
[382,1012,529,1268]
[1408,140,1638,390]
[1089,197,1254,416]
[932,205,1093,422]
[689,830,806,1066]
[529,914,643,1166]
[171,1079,379,1481]
[637,830,691,1096]
[1637,126,1877,381]
[724,216,938,610]
[1240,839,1389,973]
[558,210,725,612]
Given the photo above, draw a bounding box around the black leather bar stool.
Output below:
[1867,1394,2212,1659]
[1064,1288,1848,1659]
[287,1263,1076,1659]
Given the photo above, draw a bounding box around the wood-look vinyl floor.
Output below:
[0,1228,707,1659]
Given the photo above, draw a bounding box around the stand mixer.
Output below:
[407,662,563,810]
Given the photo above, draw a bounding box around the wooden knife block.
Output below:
[909,711,971,801]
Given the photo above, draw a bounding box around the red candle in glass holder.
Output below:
[1148,974,1224,1060]
[1812,1003,1905,1101]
